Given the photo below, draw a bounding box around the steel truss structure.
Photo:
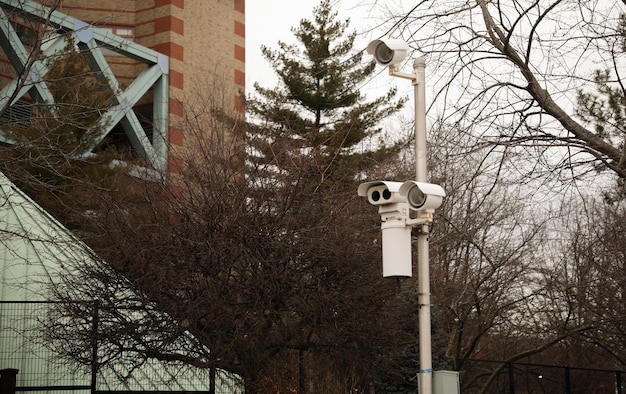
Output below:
[0,0,169,172]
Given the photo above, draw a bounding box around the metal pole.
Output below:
[386,56,433,394]
[90,301,99,394]
[413,57,432,394]
[414,58,427,182]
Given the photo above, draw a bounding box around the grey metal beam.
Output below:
[0,0,170,172]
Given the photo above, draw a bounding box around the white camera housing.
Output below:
[358,180,412,278]
[399,181,446,212]
[366,38,409,66]
[357,180,405,206]
[357,180,409,219]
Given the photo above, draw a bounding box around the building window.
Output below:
[101,26,135,40]
[0,98,33,127]
[99,26,135,55]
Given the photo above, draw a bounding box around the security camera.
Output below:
[399,181,446,212]
[357,180,410,218]
[358,180,410,221]
[366,37,409,66]
[358,180,412,278]
[357,180,405,206]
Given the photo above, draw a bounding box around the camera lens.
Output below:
[371,190,381,201]
[407,186,426,208]
[375,42,393,64]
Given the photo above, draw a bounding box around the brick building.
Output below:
[0,0,246,172]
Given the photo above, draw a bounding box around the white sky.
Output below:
[244,0,387,93]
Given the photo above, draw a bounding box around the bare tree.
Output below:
[371,0,626,181]
[544,197,626,369]
[419,124,559,389]
[365,114,618,391]
[0,3,415,391]
[42,78,416,392]
[465,194,626,393]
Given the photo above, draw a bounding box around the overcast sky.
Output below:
[244,0,382,92]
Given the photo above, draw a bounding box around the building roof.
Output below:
[0,172,240,393]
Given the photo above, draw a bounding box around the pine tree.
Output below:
[239,1,411,389]
[575,13,626,202]
[248,0,406,185]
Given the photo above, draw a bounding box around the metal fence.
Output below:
[0,301,240,394]
[4,300,624,394]
[459,358,625,394]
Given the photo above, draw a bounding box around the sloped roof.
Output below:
[0,172,240,393]
[0,175,88,302]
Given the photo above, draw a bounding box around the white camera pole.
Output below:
[366,39,434,393]
[389,58,432,394]
[413,58,433,394]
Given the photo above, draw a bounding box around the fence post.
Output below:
[617,370,622,394]
[0,369,19,394]
[507,362,515,394]
[564,366,571,394]
[90,301,100,394]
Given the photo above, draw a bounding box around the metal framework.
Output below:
[0,0,169,172]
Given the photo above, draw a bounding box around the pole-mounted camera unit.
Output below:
[358,180,408,219]
[358,181,410,278]
[362,36,458,394]
[358,180,445,279]
[366,38,409,66]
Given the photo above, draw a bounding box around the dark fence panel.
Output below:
[0,301,238,394]
[459,358,625,394]
[0,301,93,393]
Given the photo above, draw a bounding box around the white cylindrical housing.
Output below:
[381,220,412,278]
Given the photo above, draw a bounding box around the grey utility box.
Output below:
[433,370,460,394]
